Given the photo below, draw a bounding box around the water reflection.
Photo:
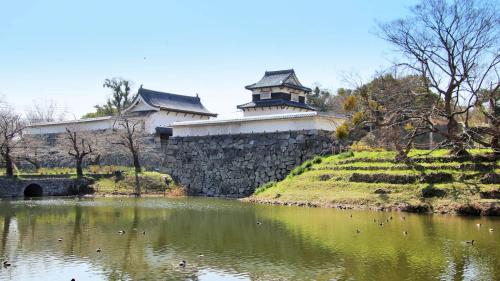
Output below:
[0,198,498,281]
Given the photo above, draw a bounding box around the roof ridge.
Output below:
[139,88,200,100]
[264,69,294,76]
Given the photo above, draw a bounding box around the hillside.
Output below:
[246,150,500,215]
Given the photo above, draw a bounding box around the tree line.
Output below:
[0,78,145,195]
[307,0,498,160]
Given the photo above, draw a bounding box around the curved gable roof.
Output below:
[245,69,312,92]
[132,88,217,117]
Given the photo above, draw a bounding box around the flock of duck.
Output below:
[348,214,494,244]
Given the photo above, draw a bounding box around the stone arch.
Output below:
[24,183,43,197]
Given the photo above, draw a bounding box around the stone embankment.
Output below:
[163,130,338,197]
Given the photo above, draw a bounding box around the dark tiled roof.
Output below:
[245,69,312,92]
[237,99,316,111]
[137,88,217,117]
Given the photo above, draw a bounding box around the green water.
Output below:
[0,198,498,281]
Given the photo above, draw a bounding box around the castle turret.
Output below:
[237,69,316,117]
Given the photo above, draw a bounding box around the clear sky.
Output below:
[0,0,417,119]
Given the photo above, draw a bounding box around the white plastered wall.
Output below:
[171,115,342,137]
[24,118,115,135]
[242,106,311,117]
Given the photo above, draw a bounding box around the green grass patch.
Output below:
[254,181,276,195]
[251,149,499,212]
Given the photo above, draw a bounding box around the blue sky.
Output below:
[0,0,417,118]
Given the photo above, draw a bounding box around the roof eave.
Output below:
[159,107,217,117]
[236,101,316,111]
[122,93,160,113]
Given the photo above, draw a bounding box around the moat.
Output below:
[0,197,499,281]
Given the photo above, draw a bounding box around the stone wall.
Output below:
[163,130,338,197]
[20,130,165,169]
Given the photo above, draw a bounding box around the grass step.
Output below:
[337,154,498,165]
[315,163,497,172]
[349,172,454,184]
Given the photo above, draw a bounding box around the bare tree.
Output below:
[344,72,439,160]
[378,0,499,154]
[15,136,45,172]
[65,128,93,178]
[26,100,65,124]
[0,110,25,176]
[113,116,142,196]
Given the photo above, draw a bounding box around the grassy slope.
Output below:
[249,149,499,214]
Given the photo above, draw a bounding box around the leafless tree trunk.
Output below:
[65,128,93,178]
[113,116,142,196]
[0,110,25,177]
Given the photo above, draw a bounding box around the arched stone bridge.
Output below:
[0,176,90,198]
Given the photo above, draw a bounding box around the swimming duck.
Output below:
[476,223,482,227]
[58,237,63,242]
[465,240,475,245]
[3,261,11,267]
[96,248,102,253]
[489,228,494,232]
[356,229,361,234]
[179,260,186,267]
[256,221,262,225]
[198,254,204,257]
[143,231,146,235]
[118,230,126,235]
[403,231,408,235]
[379,223,384,226]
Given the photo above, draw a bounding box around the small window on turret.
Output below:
[261,92,271,99]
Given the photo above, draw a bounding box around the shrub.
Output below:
[350,141,386,152]
[352,111,365,126]
[336,151,354,159]
[254,182,275,195]
[421,185,447,198]
[289,160,315,177]
[343,95,357,111]
[404,122,414,132]
[335,123,349,139]
[312,156,323,164]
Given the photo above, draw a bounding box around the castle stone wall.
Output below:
[163,130,337,197]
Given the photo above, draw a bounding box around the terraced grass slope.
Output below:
[247,150,500,215]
